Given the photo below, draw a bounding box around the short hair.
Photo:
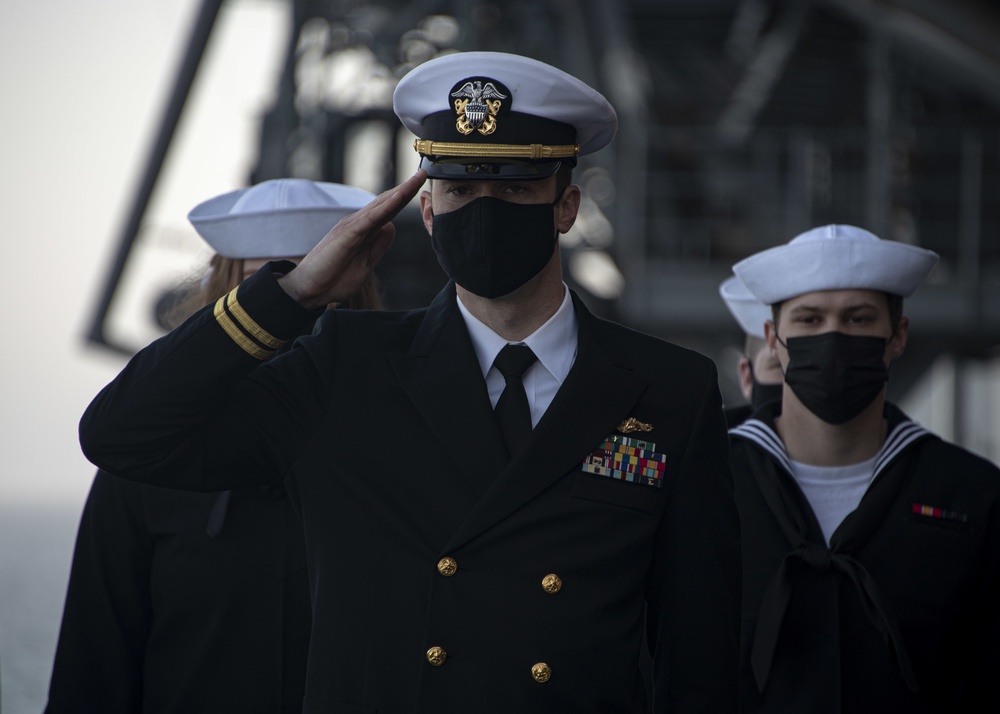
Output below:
[770,292,904,334]
[555,163,574,198]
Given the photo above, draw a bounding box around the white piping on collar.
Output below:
[730,418,932,478]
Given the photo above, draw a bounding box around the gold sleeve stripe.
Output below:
[213,293,275,361]
[225,290,285,350]
[413,140,579,160]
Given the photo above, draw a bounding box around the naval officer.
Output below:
[729,225,1000,712]
[80,51,741,713]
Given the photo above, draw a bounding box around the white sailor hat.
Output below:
[732,224,939,305]
[719,275,771,339]
[393,51,617,179]
[188,179,375,259]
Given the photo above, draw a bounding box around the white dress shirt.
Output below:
[456,285,578,428]
[789,455,878,545]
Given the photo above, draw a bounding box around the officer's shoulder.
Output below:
[288,306,427,356]
[315,304,427,331]
[591,314,715,370]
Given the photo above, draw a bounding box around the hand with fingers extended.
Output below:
[279,171,427,310]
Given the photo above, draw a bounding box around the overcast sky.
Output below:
[1,0,286,505]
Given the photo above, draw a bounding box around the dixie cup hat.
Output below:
[733,224,939,305]
[719,275,771,339]
[393,51,618,179]
[188,179,376,259]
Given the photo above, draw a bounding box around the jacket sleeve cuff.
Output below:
[212,260,323,360]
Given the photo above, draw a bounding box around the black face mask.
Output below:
[750,376,783,413]
[431,195,558,299]
[779,331,891,425]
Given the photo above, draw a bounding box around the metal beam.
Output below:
[715,2,809,147]
[83,0,224,354]
[820,0,1000,112]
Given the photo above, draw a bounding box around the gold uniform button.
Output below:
[437,557,458,576]
[531,662,552,682]
[541,574,562,594]
[426,646,447,666]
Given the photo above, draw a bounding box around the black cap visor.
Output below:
[419,156,570,180]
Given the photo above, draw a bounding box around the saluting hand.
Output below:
[278,170,427,309]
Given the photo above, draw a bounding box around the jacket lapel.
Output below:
[388,283,509,501]
[442,293,649,552]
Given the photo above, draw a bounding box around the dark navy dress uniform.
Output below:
[47,178,376,714]
[44,473,311,714]
[731,402,1000,713]
[80,267,741,713]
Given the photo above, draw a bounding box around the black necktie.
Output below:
[493,344,538,456]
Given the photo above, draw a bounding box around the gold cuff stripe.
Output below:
[214,299,272,360]
[225,290,285,349]
[213,291,276,361]
[413,140,579,160]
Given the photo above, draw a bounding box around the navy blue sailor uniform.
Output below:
[48,177,371,714]
[45,471,310,714]
[47,304,322,713]
[80,263,741,713]
[731,402,1000,713]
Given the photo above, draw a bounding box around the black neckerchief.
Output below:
[730,402,933,695]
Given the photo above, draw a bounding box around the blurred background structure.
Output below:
[4,0,999,710]
[89,0,1000,459]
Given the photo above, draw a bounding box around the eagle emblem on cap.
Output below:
[451,79,507,136]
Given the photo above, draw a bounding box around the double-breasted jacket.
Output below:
[81,266,742,713]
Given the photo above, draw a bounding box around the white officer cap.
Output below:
[732,224,939,305]
[393,51,617,179]
[719,275,770,339]
[188,179,375,259]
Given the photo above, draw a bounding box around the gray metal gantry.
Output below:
[86,0,1000,450]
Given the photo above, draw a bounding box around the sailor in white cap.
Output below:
[47,179,379,714]
[719,275,784,426]
[727,224,1000,712]
[79,51,741,712]
[188,177,379,259]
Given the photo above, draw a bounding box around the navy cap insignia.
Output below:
[617,417,653,434]
[450,77,509,136]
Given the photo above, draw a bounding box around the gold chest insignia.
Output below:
[617,417,653,434]
[450,79,507,136]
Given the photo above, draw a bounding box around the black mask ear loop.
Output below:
[882,333,896,378]
[773,326,788,351]
[771,327,789,381]
[550,185,570,241]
